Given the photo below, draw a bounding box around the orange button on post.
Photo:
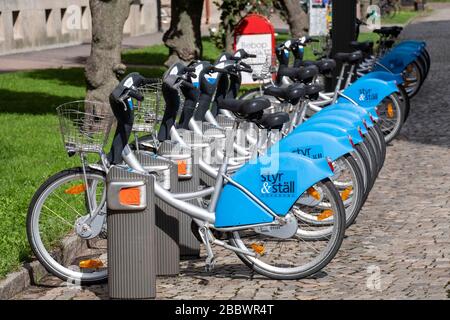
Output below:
[177,160,187,175]
[119,187,141,206]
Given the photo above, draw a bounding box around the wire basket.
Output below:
[56,101,113,154]
[252,55,277,82]
[133,81,164,133]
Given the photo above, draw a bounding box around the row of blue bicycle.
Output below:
[27,25,429,283]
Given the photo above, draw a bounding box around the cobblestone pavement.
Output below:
[12,10,450,300]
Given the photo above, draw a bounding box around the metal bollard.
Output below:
[158,140,201,258]
[135,151,180,276]
[107,166,156,299]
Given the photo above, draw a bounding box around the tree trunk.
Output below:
[85,0,133,108]
[224,28,234,53]
[278,0,309,38]
[360,0,371,20]
[163,0,204,66]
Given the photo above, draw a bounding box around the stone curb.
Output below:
[0,260,48,300]
[0,234,86,300]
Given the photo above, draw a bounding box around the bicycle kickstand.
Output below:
[198,226,216,272]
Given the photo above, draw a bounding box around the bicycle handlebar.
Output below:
[127,89,144,101]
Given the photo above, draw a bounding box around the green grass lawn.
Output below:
[381,9,419,25]
[0,32,377,279]
[0,67,165,278]
[122,36,223,65]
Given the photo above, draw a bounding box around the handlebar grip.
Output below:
[142,77,160,85]
[184,67,196,73]
[128,89,144,102]
[210,66,229,74]
[240,62,252,69]
[181,80,196,90]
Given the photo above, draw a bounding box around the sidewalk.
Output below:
[0,32,166,73]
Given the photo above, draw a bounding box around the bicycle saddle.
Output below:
[277,65,301,79]
[334,51,363,64]
[300,59,336,75]
[380,39,395,49]
[264,83,306,103]
[254,112,290,130]
[350,41,374,54]
[304,84,324,99]
[296,65,319,82]
[217,97,270,115]
[374,26,402,38]
[313,59,336,74]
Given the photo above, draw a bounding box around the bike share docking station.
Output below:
[107,165,157,299]
[107,139,206,298]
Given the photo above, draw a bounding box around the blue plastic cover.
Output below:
[337,76,398,108]
[300,116,364,143]
[374,50,420,74]
[297,121,364,145]
[362,71,404,85]
[214,151,333,228]
[279,130,353,161]
[319,103,375,127]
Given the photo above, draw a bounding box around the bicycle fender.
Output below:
[395,41,426,51]
[338,77,398,108]
[397,40,426,47]
[362,71,404,85]
[300,116,365,143]
[280,130,353,161]
[297,122,364,145]
[309,112,369,135]
[374,50,420,74]
[319,104,375,126]
[214,152,333,228]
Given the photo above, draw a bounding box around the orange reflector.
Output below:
[79,259,104,269]
[406,64,413,72]
[341,186,353,201]
[387,103,394,118]
[307,187,321,200]
[251,243,265,255]
[119,187,141,206]
[64,184,86,195]
[177,160,187,175]
[317,210,334,221]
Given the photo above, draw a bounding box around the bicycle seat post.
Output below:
[332,62,348,103]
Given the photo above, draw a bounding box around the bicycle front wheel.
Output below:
[27,167,108,284]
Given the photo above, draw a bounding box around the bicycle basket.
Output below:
[133,81,164,133]
[56,101,113,154]
[252,55,277,82]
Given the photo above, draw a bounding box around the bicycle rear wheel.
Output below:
[377,93,405,143]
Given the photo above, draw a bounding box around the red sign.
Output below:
[234,14,276,84]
